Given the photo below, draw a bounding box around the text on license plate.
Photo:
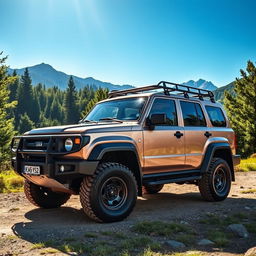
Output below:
[23,165,40,175]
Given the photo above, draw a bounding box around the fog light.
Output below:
[60,165,65,172]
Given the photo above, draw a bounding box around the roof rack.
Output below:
[108,81,215,102]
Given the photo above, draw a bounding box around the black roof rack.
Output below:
[108,81,215,102]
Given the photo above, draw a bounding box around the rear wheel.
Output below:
[143,184,164,194]
[24,180,71,208]
[79,162,137,223]
[198,158,231,201]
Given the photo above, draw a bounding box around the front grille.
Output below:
[24,137,50,150]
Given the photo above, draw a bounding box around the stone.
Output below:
[197,239,215,246]
[245,247,256,256]
[227,224,249,238]
[165,240,185,248]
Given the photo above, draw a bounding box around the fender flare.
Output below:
[88,142,143,195]
[200,142,234,180]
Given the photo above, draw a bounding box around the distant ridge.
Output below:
[8,63,134,91]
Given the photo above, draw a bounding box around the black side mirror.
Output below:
[148,113,167,126]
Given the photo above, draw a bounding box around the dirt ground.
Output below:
[0,171,255,256]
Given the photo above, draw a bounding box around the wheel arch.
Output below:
[88,142,143,196]
[201,142,235,181]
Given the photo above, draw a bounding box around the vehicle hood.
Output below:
[25,122,139,135]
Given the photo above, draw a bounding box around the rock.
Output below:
[197,239,215,246]
[245,247,256,256]
[165,240,185,248]
[227,224,249,238]
[240,186,244,189]
[245,206,251,210]
[180,221,189,225]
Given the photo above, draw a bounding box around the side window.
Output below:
[148,98,177,126]
[180,101,206,127]
[205,106,226,127]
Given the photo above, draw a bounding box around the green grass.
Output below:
[199,212,248,227]
[58,242,92,254]
[84,232,98,238]
[245,223,256,233]
[0,170,24,193]
[208,230,229,247]
[132,221,191,237]
[100,231,127,239]
[235,157,256,172]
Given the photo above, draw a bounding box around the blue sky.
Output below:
[1,0,256,87]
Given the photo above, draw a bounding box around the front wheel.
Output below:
[198,158,231,202]
[24,180,71,208]
[79,162,137,223]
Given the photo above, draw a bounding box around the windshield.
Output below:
[84,97,147,122]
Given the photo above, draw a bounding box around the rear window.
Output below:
[205,106,226,127]
[180,101,206,127]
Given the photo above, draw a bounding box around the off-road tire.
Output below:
[79,162,137,223]
[198,157,231,202]
[24,180,71,208]
[143,184,164,194]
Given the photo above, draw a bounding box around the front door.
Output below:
[143,97,185,174]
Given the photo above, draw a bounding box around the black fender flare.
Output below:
[88,142,143,195]
[200,142,234,180]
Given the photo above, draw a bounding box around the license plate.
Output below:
[23,165,40,175]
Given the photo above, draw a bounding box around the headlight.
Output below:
[64,138,73,151]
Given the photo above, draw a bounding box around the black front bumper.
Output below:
[11,134,98,179]
[12,157,99,178]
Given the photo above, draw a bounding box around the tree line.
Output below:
[7,66,108,134]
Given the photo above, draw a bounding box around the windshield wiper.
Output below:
[80,119,98,123]
[99,117,123,123]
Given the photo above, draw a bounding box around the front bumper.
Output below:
[12,157,99,178]
[232,155,241,166]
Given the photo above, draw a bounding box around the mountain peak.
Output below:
[183,79,217,91]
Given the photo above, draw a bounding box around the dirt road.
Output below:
[0,172,255,256]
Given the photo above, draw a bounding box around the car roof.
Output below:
[100,92,221,107]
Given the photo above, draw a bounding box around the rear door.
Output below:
[179,100,209,169]
[143,97,185,174]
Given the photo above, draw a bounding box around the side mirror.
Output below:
[147,113,167,126]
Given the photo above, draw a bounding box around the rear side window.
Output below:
[149,98,177,126]
[180,101,206,127]
[205,106,226,127]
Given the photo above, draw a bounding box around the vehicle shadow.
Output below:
[11,192,256,255]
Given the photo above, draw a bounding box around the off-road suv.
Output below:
[11,81,240,223]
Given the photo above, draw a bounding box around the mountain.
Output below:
[183,79,218,91]
[213,82,235,102]
[8,63,133,91]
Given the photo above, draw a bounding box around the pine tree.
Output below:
[16,68,34,122]
[0,53,16,163]
[64,76,79,124]
[8,70,19,102]
[18,113,34,134]
[83,87,108,117]
[224,60,256,157]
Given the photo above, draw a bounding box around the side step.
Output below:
[142,169,201,185]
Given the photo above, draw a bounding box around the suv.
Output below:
[11,81,240,223]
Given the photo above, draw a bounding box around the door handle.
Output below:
[204,131,212,138]
[174,131,183,139]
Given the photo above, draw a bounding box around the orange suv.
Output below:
[11,81,241,222]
